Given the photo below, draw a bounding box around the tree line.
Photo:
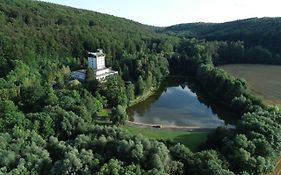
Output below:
[164,17,281,56]
[170,38,281,174]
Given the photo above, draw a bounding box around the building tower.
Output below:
[88,49,106,70]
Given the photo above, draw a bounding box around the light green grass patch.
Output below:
[122,126,208,151]
[97,109,109,118]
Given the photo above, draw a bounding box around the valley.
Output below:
[0,0,281,174]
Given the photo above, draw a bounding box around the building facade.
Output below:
[88,49,106,70]
[70,49,118,81]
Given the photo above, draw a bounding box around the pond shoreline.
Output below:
[127,121,219,132]
[128,87,158,107]
[127,76,238,128]
[127,76,189,108]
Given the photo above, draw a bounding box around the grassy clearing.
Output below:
[219,64,281,106]
[122,126,208,151]
[97,109,110,118]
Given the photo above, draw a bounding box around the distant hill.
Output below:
[164,17,281,54]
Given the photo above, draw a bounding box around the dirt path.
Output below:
[127,121,223,132]
[269,158,281,175]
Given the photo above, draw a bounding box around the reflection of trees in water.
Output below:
[128,92,162,118]
[186,79,238,125]
[127,77,184,119]
[128,76,238,125]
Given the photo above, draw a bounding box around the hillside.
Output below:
[164,17,281,54]
[0,1,184,174]
[0,0,176,71]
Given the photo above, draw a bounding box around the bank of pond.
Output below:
[122,125,208,152]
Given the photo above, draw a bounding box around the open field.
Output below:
[219,64,281,106]
[122,126,208,151]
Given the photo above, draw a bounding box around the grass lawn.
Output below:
[219,64,281,106]
[122,126,208,151]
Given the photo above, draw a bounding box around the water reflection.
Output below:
[127,77,237,127]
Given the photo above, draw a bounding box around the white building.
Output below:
[88,49,118,80]
[70,49,118,81]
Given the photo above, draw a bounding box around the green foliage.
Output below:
[214,41,281,65]
[102,75,128,107]
[126,82,135,101]
[27,113,55,139]
[85,68,99,93]
[136,76,145,95]
[165,17,281,56]
[111,105,128,126]
[168,38,213,75]
[46,126,186,175]
[0,100,30,132]
[172,35,280,175]
[43,105,88,140]
[195,63,263,115]
[117,51,169,98]
[0,0,176,67]
[0,128,51,174]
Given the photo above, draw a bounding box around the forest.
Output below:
[0,0,281,174]
[164,17,281,56]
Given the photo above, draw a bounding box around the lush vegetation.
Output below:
[165,18,281,69]
[168,37,281,175]
[1,0,281,174]
[164,17,281,56]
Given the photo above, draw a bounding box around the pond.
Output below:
[127,77,237,128]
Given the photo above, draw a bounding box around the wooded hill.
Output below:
[0,0,177,73]
[164,17,281,55]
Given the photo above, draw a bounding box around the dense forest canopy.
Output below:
[164,17,281,56]
[0,0,281,174]
[0,0,177,74]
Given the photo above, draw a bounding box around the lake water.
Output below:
[127,78,236,128]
